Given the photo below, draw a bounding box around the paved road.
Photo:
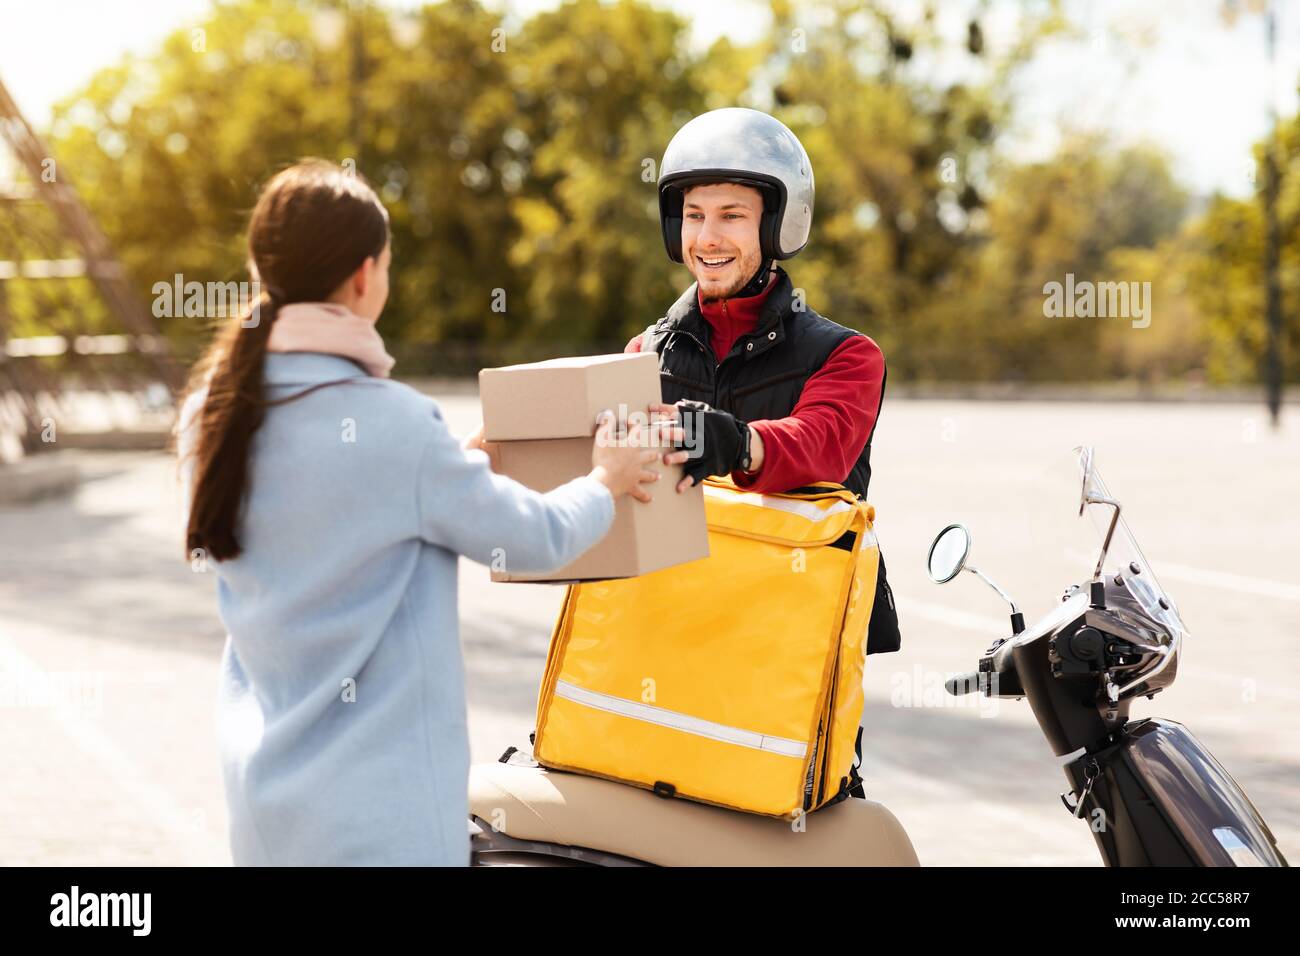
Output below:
[1,395,1296,866]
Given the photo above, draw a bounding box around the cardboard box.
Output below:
[478,352,709,583]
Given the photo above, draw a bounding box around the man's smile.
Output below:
[696,253,736,273]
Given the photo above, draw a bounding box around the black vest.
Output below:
[645,265,903,722]
[644,266,883,498]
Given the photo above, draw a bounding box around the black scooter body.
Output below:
[994,593,1287,868]
[1064,718,1287,867]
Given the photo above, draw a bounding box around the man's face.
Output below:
[681,182,764,301]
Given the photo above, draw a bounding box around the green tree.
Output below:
[749,0,1068,376]
[501,0,710,347]
[1181,115,1300,385]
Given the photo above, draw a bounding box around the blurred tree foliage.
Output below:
[1177,113,1300,386]
[28,0,1297,385]
[926,138,1191,382]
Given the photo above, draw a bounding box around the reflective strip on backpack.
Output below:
[554,680,807,758]
[702,485,855,522]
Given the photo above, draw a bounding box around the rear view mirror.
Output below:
[927,523,971,584]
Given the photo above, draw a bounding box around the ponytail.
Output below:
[184,289,278,561]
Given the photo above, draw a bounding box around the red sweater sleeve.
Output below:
[730,334,884,493]
[624,323,654,353]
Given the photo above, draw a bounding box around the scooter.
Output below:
[466,447,1288,866]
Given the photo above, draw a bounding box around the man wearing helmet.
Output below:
[630,107,900,667]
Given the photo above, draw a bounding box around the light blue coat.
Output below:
[182,352,614,866]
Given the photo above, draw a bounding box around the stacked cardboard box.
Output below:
[478,352,709,583]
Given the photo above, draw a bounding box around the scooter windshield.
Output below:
[1079,454,1188,641]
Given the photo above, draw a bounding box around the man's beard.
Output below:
[696,249,764,302]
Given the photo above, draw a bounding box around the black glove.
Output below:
[673,400,751,486]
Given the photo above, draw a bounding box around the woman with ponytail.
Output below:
[176,160,673,866]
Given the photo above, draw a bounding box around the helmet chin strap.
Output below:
[731,257,774,298]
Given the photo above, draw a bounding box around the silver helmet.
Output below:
[657,107,814,263]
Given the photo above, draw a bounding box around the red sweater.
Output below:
[625,284,885,493]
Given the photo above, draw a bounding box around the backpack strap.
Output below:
[819,726,867,809]
[846,725,866,799]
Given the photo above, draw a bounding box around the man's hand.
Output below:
[650,400,750,492]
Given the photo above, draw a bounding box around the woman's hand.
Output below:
[588,409,683,503]
[461,422,486,452]
[461,422,499,471]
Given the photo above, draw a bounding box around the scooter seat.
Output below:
[468,761,919,866]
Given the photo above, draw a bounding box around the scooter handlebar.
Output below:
[945,671,984,696]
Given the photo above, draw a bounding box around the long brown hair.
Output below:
[182,159,389,561]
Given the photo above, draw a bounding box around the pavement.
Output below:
[0,393,1296,866]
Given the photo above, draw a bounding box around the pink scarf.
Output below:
[266,302,396,378]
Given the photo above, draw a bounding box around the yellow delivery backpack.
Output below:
[533,476,880,819]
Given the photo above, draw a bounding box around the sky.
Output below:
[0,0,1296,199]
